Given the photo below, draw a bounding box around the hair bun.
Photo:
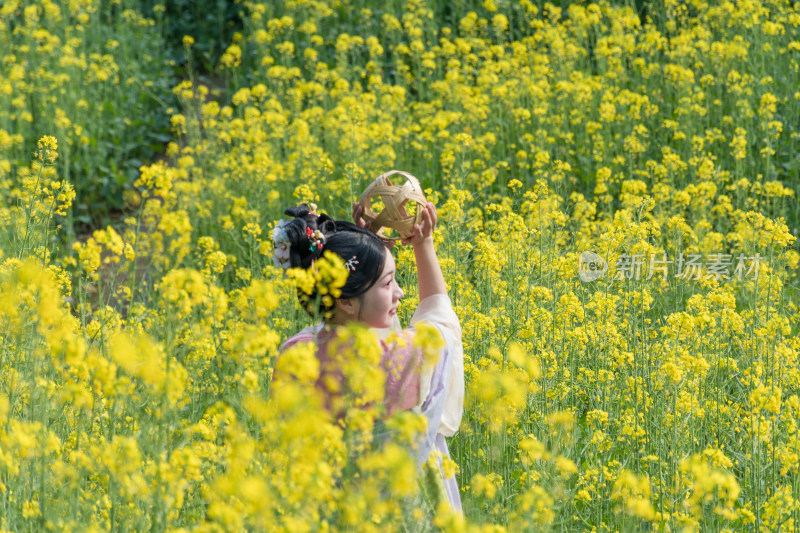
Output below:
[284,203,335,234]
[284,204,313,219]
[277,203,339,269]
[317,214,335,235]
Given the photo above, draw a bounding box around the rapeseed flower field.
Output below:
[1,0,799,530]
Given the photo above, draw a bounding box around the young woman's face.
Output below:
[357,250,404,329]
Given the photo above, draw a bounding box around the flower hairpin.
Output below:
[306,227,325,252]
[309,203,318,215]
[344,256,359,272]
[272,220,292,270]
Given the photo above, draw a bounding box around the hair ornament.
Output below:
[344,256,359,272]
[271,219,292,270]
[307,227,325,252]
[309,203,318,215]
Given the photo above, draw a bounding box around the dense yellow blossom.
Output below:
[2,0,800,530]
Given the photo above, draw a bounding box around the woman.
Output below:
[273,201,464,512]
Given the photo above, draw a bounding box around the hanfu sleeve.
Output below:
[407,294,464,462]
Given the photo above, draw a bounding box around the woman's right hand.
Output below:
[404,202,446,299]
[401,202,437,248]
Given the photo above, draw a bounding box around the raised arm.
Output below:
[353,201,447,301]
[402,202,447,301]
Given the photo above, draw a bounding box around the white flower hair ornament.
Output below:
[272,219,292,270]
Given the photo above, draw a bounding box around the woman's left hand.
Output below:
[352,202,370,229]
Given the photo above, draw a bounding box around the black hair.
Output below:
[282,204,388,317]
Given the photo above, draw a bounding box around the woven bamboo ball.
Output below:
[358,170,427,239]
